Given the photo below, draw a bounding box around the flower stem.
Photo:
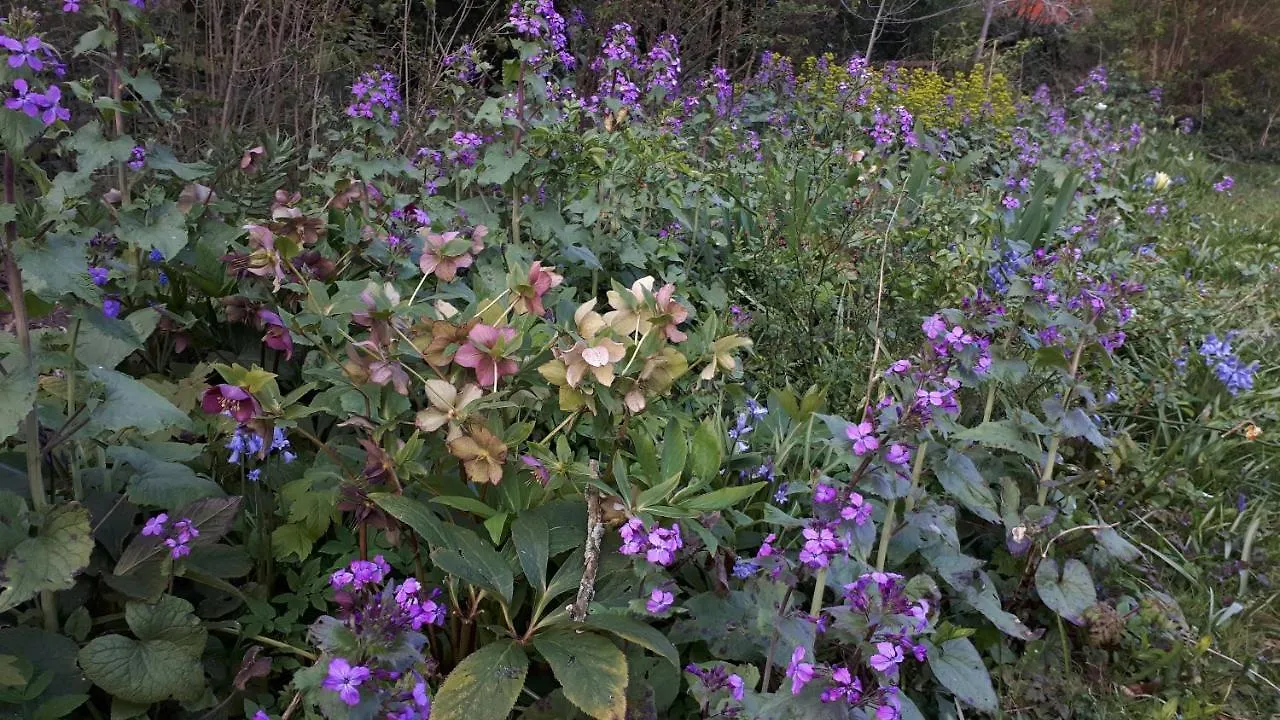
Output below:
[1037,341,1086,505]
[809,567,827,617]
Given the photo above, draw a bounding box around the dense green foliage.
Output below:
[0,2,1277,720]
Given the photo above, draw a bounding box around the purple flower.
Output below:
[252,712,269,720]
[840,492,872,526]
[784,646,814,695]
[921,314,946,339]
[1213,175,1234,193]
[645,524,683,566]
[645,588,674,614]
[88,266,109,286]
[165,538,191,558]
[141,513,168,536]
[821,665,862,704]
[1002,195,1021,210]
[799,523,844,568]
[732,559,760,578]
[869,641,904,674]
[814,483,837,504]
[201,384,262,423]
[102,297,122,319]
[1,36,45,72]
[727,673,745,701]
[887,359,911,375]
[885,444,910,466]
[62,0,81,10]
[172,518,199,544]
[845,421,879,456]
[129,146,146,171]
[322,658,371,706]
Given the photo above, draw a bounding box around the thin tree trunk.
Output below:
[866,0,889,59]
[974,0,995,64]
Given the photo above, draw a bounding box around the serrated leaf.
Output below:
[78,635,204,704]
[88,368,190,435]
[0,359,36,443]
[73,307,160,371]
[477,148,529,185]
[14,236,89,301]
[532,630,627,720]
[125,595,206,653]
[0,504,93,612]
[117,202,188,259]
[680,482,766,512]
[1035,558,1096,625]
[927,637,998,711]
[933,450,1001,523]
[585,613,679,669]
[511,513,549,590]
[432,641,528,720]
[953,421,1043,463]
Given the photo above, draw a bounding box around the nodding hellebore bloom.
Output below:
[200,384,262,423]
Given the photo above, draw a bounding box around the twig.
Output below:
[281,691,304,720]
[570,487,604,622]
[1040,522,1119,558]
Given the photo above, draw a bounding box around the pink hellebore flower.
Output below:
[200,384,262,423]
[258,309,294,360]
[516,261,563,316]
[454,324,519,388]
[418,225,487,282]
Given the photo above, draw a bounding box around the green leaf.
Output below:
[544,549,584,605]
[432,641,528,720]
[0,359,36,443]
[117,202,188,259]
[145,147,212,181]
[115,496,241,575]
[933,450,1001,523]
[78,635,204,704]
[532,630,627,720]
[952,421,1043,463]
[585,613,679,669]
[88,368,191,435]
[430,495,498,519]
[1035,558,1096,625]
[478,148,530,185]
[1058,408,1107,447]
[431,524,515,604]
[73,25,115,55]
[14,236,89,302]
[73,307,160,370]
[370,493,449,549]
[680,482,766,513]
[125,595,206,652]
[687,419,722,481]
[0,654,24,686]
[33,693,88,720]
[1093,525,1141,562]
[925,547,1038,640]
[121,70,161,102]
[659,425,687,480]
[0,504,93,613]
[511,513,549,590]
[927,637,997,711]
[108,446,223,508]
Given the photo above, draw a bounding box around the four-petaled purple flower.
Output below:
[869,641,904,674]
[645,587,674,614]
[322,657,371,706]
[846,421,879,456]
[784,646,814,695]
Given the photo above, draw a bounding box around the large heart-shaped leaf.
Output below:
[927,637,998,712]
[0,359,36,443]
[109,446,223,508]
[532,630,628,720]
[88,368,190,435]
[78,635,204,704]
[933,450,1001,523]
[1035,557,1096,625]
[0,503,93,612]
[115,496,241,575]
[432,641,528,720]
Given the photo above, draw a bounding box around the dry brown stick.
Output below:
[570,487,605,622]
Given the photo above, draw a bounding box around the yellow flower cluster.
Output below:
[793,55,1017,131]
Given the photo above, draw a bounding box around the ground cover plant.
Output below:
[0,1,1277,719]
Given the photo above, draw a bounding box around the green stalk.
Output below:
[809,567,827,617]
[1037,341,1086,505]
[879,441,930,571]
[4,154,56,632]
[67,318,83,502]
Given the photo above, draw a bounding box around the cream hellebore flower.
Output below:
[1153,172,1171,191]
[447,426,508,485]
[415,379,483,439]
[699,334,753,380]
[559,301,627,387]
[623,346,690,412]
[603,276,690,341]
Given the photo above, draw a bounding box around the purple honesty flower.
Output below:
[251,711,269,720]
[646,524,683,566]
[1,36,45,72]
[869,641,904,674]
[727,673,745,701]
[128,146,146,171]
[141,513,168,537]
[1002,195,1021,210]
[845,421,879,456]
[784,646,814,695]
[646,588,674,614]
[800,523,844,568]
[322,658,371,706]
[887,359,911,375]
[732,559,760,578]
[921,314,946,339]
[814,483,837,504]
[885,444,910,466]
[821,665,863,705]
[841,492,872,526]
